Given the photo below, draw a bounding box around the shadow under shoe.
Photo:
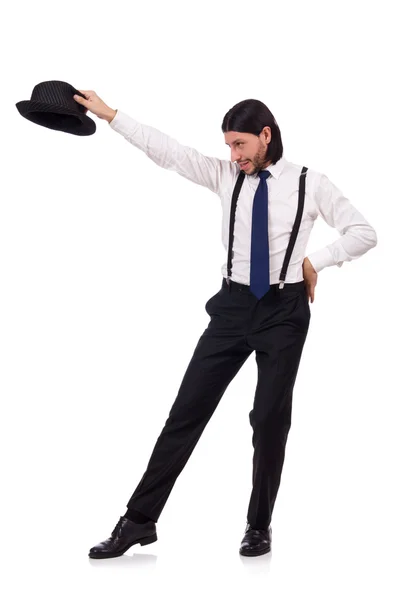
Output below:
[239,523,272,557]
[89,516,157,559]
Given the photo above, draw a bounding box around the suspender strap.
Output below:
[278,166,308,288]
[226,170,245,283]
[227,165,308,290]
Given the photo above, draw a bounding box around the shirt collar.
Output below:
[252,156,287,180]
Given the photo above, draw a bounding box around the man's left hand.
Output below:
[303,257,318,303]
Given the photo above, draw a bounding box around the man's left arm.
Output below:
[307,173,378,273]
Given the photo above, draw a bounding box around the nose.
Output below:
[231,149,242,163]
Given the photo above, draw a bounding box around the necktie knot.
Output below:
[259,170,271,181]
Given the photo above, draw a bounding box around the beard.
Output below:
[249,145,269,174]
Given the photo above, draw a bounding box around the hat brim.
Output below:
[16,100,96,136]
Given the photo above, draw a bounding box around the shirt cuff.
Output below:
[307,247,343,273]
[108,109,138,134]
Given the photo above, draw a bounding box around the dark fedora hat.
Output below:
[16,80,96,136]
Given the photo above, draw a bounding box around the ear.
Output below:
[260,126,272,144]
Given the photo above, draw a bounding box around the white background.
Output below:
[1,0,395,597]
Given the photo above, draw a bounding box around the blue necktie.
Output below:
[250,170,271,299]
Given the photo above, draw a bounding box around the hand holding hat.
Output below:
[73,90,117,124]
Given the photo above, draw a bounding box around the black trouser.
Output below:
[126,277,311,529]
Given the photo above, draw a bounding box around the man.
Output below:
[74,91,377,558]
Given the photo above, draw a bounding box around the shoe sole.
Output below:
[89,533,158,559]
[239,546,271,557]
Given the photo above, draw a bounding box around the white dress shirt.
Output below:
[109,110,377,285]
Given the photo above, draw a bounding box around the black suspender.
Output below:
[226,170,245,286]
[226,166,308,289]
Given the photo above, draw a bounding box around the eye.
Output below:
[237,142,244,147]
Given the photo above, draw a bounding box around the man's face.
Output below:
[224,126,272,175]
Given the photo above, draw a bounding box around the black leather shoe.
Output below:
[239,523,272,556]
[89,516,157,559]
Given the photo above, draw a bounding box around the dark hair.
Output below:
[221,99,283,164]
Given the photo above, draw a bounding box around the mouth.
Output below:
[239,161,250,169]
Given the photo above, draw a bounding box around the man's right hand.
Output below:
[73,90,117,123]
